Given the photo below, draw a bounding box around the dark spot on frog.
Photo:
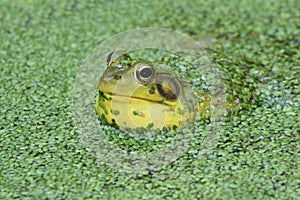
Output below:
[172,125,178,130]
[111,109,120,115]
[147,122,154,129]
[99,90,109,101]
[176,108,183,115]
[111,118,119,129]
[98,97,108,114]
[99,114,109,125]
[149,86,155,94]
[133,110,144,117]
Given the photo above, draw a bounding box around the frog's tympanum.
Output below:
[96,50,211,130]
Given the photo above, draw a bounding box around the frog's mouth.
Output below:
[115,94,172,106]
[99,90,172,107]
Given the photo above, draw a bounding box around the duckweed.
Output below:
[0,0,299,199]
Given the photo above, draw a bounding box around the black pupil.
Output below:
[140,67,152,78]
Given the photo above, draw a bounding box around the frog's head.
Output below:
[96,50,190,130]
[98,50,181,102]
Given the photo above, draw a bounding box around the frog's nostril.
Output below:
[114,75,122,80]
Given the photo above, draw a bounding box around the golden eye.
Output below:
[134,63,155,84]
[156,74,181,101]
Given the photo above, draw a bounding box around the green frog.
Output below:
[96,50,229,130]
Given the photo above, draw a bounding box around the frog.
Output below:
[96,50,222,130]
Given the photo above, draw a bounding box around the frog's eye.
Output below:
[156,74,181,101]
[106,50,127,66]
[134,63,155,84]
